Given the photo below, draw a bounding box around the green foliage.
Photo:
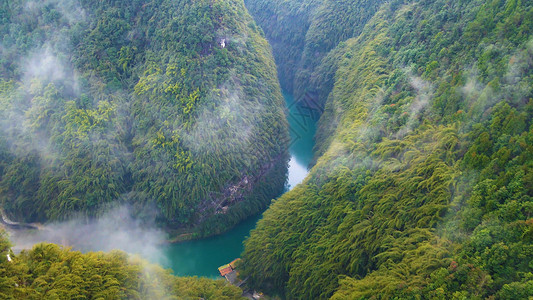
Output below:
[0,230,244,299]
[244,0,386,103]
[0,0,289,235]
[242,0,533,298]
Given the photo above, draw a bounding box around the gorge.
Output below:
[163,91,319,277]
[0,0,532,299]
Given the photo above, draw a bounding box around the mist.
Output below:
[184,76,257,157]
[6,205,169,265]
[25,0,86,26]
[0,0,284,274]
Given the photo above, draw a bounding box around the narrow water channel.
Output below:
[162,91,318,278]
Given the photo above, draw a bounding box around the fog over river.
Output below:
[6,91,319,278]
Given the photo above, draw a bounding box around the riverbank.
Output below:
[162,91,318,277]
[0,91,317,279]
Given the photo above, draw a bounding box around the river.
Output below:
[162,91,318,278]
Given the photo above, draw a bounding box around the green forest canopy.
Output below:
[0,0,289,237]
[0,0,532,299]
[242,0,533,299]
[244,0,387,104]
[0,230,244,299]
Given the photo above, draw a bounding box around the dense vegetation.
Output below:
[0,230,243,299]
[1,0,532,298]
[0,0,289,236]
[244,0,386,104]
[242,0,533,298]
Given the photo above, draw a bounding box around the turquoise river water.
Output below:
[162,92,318,278]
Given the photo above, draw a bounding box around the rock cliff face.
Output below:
[0,0,289,236]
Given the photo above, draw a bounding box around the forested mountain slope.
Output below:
[0,230,243,299]
[242,0,533,298]
[244,0,386,104]
[0,0,288,236]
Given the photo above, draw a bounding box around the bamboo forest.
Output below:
[0,0,531,299]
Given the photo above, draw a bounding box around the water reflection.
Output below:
[285,92,319,189]
[163,91,319,277]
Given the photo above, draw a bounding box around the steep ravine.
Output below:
[0,0,289,237]
[163,91,318,277]
[2,1,530,299]
[0,89,319,278]
[241,0,533,299]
